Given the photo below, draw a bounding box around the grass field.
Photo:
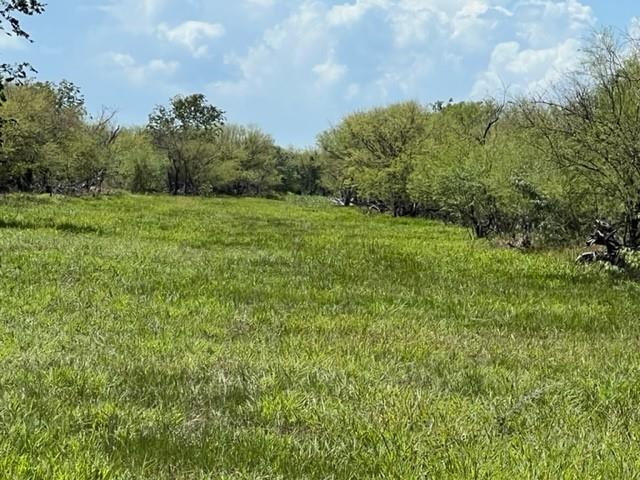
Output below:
[1,194,640,479]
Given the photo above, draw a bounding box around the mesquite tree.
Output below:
[521,29,640,248]
[318,101,428,214]
[147,94,225,195]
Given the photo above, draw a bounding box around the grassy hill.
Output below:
[1,194,639,478]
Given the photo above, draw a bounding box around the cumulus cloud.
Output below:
[158,21,226,58]
[100,0,167,32]
[313,52,348,85]
[90,0,596,144]
[450,1,514,46]
[387,1,447,47]
[470,0,594,98]
[211,0,596,106]
[514,0,594,47]
[97,0,596,105]
[327,0,384,27]
[212,2,332,96]
[471,38,582,97]
[105,52,179,85]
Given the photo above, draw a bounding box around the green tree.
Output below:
[147,94,225,194]
[318,101,428,213]
[208,124,281,195]
[1,0,46,143]
[276,147,326,195]
[520,29,640,248]
[0,81,82,190]
[111,128,169,193]
[0,80,121,193]
[408,100,508,236]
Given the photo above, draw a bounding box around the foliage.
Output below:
[0,85,313,198]
[0,80,117,192]
[4,23,640,251]
[0,0,46,143]
[111,128,169,193]
[275,147,326,196]
[147,94,225,195]
[207,124,281,195]
[0,0,46,39]
[318,101,428,212]
[520,29,640,248]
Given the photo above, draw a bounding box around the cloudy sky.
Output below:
[2,0,638,146]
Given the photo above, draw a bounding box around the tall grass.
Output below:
[0,194,639,478]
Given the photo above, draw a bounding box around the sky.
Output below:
[1,0,639,147]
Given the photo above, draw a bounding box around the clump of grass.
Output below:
[0,193,639,478]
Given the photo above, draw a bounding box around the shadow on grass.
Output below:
[0,218,103,235]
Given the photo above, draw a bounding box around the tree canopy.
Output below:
[147,94,225,195]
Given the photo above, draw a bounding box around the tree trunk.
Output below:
[341,188,353,206]
[629,211,640,250]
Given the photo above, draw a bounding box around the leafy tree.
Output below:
[0,81,80,190]
[408,100,510,236]
[319,101,428,213]
[207,124,281,195]
[1,0,46,143]
[520,29,640,248]
[276,147,326,195]
[111,128,168,193]
[147,94,225,194]
[0,80,121,193]
[234,126,280,195]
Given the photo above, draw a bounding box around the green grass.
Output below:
[1,193,640,479]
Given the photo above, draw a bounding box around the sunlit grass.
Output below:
[0,193,639,478]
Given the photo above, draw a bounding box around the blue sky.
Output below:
[1,0,638,147]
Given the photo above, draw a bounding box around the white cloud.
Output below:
[105,52,179,85]
[514,0,594,47]
[327,0,385,26]
[109,52,136,68]
[202,0,598,144]
[471,38,581,97]
[467,0,594,98]
[157,21,225,58]
[138,0,165,17]
[451,1,514,46]
[388,1,447,47]
[313,52,348,85]
[100,0,167,32]
[212,0,594,98]
[215,1,333,94]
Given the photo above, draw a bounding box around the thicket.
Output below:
[319,30,640,249]
[318,97,597,247]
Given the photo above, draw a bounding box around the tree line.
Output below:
[0,84,326,197]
